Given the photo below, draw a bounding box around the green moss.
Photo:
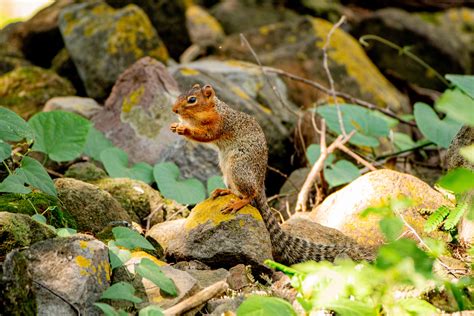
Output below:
[122,85,145,113]
[0,193,77,229]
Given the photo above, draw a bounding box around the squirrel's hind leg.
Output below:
[210,188,233,199]
[221,197,252,214]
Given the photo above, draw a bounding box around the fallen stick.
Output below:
[163,280,229,316]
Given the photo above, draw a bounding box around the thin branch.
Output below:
[163,281,228,316]
[322,15,347,137]
[145,203,164,232]
[337,143,377,171]
[267,165,299,192]
[33,280,80,315]
[262,66,417,127]
[46,168,64,178]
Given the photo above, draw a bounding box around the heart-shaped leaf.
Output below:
[0,174,31,194]
[435,89,474,126]
[29,111,91,162]
[16,156,57,197]
[83,127,114,161]
[100,282,142,303]
[414,102,462,148]
[108,240,132,270]
[153,162,206,205]
[437,167,474,193]
[0,107,34,142]
[100,147,153,184]
[237,295,297,316]
[446,74,474,99]
[136,258,177,296]
[112,227,155,251]
[325,160,359,188]
[207,175,226,196]
[138,305,164,316]
[0,141,12,161]
[306,144,335,166]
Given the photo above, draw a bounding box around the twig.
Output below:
[375,140,434,160]
[267,165,299,192]
[145,203,164,232]
[46,168,64,178]
[163,281,228,316]
[295,130,356,212]
[322,15,347,137]
[262,66,417,127]
[337,143,377,171]
[166,204,189,221]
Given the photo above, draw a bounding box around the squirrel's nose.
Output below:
[172,106,178,114]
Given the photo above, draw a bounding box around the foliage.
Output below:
[237,296,297,316]
[100,147,154,184]
[207,175,226,196]
[136,258,177,296]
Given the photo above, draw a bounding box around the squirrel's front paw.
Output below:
[170,123,188,135]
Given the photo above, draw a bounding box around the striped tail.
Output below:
[254,193,376,265]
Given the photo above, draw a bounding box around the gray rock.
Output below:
[55,178,132,234]
[166,195,273,271]
[64,162,108,182]
[186,268,230,289]
[58,2,169,99]
[0,212,56,258]
[207,296,245,315]
[147,219,186,251]
[227,264,251,290]
[43,96,101,119]
[25,234,110,316]
[446,126,474,170]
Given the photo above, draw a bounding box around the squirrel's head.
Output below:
[172,84,218,124]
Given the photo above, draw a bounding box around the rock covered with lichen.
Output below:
[58,2,169,100]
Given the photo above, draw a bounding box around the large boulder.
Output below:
[0,66,75,118]
[164,194,273,271]
[219,17,408,111]
[58,2,169,99]
[446,126,474,170]
[55,178,132,234]
[311,169,452,246]
[43,96,102,119]
[25,234,110,316]
[351,8,470,90]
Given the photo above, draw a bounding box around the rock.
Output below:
[50,48,87,96]
[169,60,298,185]
[227,264,251,290]
[25,234,110,316]
[0,42,30,75]
[210,0,299,34]
[0,250,36,315]
[106,0,190,59]
[93,177,188,225]
[351,8,470,90]
[55,178,132,234]
[147,219,186,251]
[311,169,452,246]
[186,268,230,289]
[0,66,76,119]
[0,192,76,229]
[58,2,169,99]
[207,296,245,315]
[64,162,108,182]
[91,56,220,182]
[276,168,310,216]
[165,194,273,271]
[7,0,74,67]
[446,126,474,170]
[0,212,56,258]
[172,260,211,271]
[43,96,102,119]
[219,17,408,111]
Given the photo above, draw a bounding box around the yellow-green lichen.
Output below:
[122,85,145,113]
[180,68,200,76]
[311,18,404,110]
[185,194,262,231]
[186,5,224,35]
[230,86,251,101]
[76,255,92,268]
[79,240,88,249]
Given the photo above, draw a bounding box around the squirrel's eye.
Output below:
[187,96,197,104]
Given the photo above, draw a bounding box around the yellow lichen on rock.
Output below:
[185,194,262,231]
[122,85,145,113]
[180,68,201,76]
[311,18,405,110]
[76,255,92,268]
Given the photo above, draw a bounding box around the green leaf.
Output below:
[108,240,132,270]
[443,203,467,230]
[423,238,446,258]
[305,144,334,166]
[94,303,120,316]
[0,141,12,161]
[16,156,57,197]
[83,127,114,161]
[56,228,77,237]
[139,305,164,316]
[29,111,91,162]
[0,174,31,194]
[376,239,434,278]
[446,74,474,99]
[460,145,474,164]
[136,258,177,296]
[325,160,359,188]
[379,217,403,242]
[316,104,390,147]
[207,175,226,196]
[112,226,155,251]
[414,102,462,148]
[100,281,142,303]
[392,132,416,151]
[236,296,297,316]
[100,147,154,184]
[397,298,437,315]
[328,299,377,316]
[0,107,34,142]
[437,168,474,193]
[153,162,206,205]
[435,89,474,126]
[424,206,450,233]
[31,214,47,224]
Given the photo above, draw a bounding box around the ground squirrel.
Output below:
[171,84,375,264]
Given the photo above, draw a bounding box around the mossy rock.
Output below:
[0,212,56,258]
[0,192,77,229]
[65,162,108,182]
[0,66,76,119]
[0,43,30,75]
[59,2,169,100]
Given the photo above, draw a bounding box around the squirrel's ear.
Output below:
[192,83,201,89]
[203,84,214,98]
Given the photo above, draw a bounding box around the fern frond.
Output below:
[424,206,450,233]
[443,203,467,230]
